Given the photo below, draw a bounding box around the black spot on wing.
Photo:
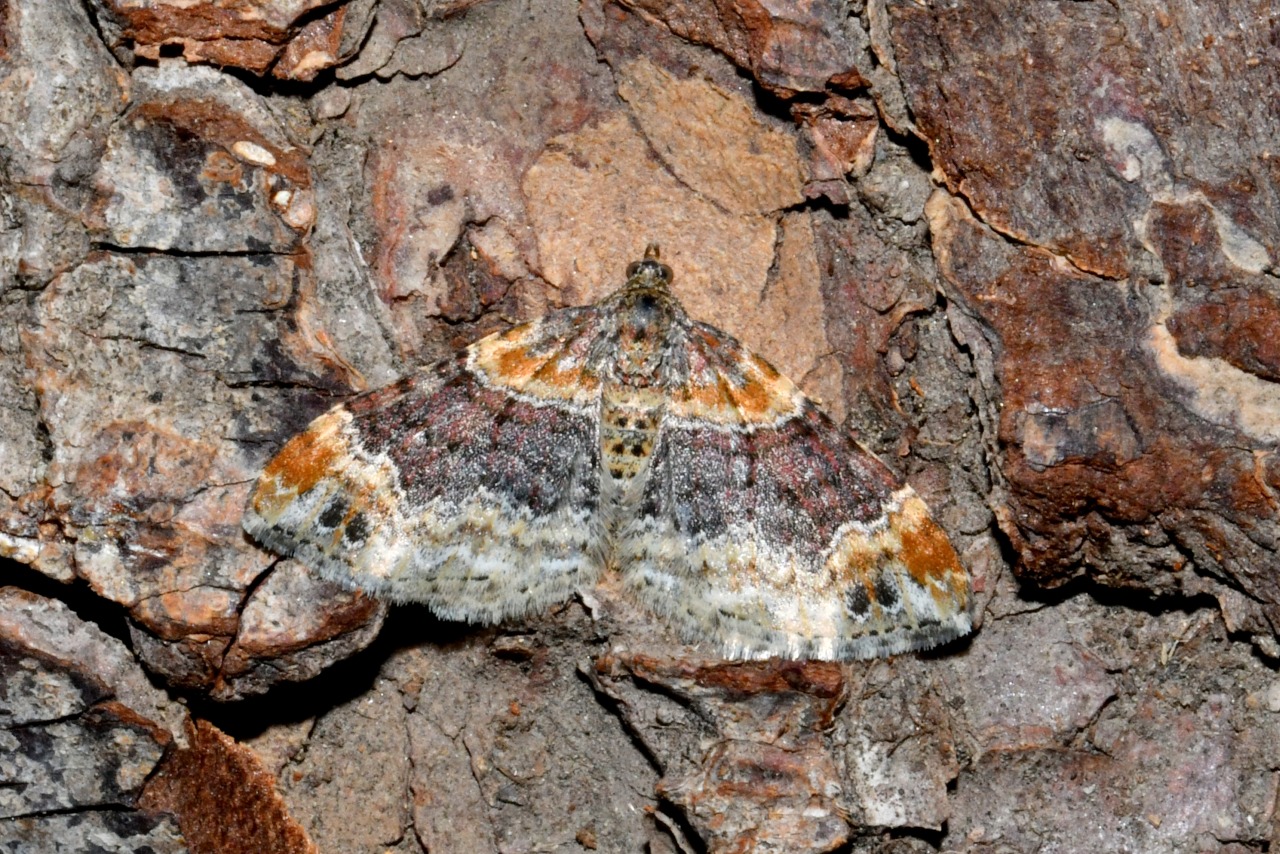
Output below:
[845,583,872,619]
[343,512,370,544]
[318,498,347,530]
[873,571,900,610]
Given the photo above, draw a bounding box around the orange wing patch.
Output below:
[668,328,804,427]
[895,493,968,598]
[248,407,405,564]
[469,319,602,409]
[252,409,353,520]
[822,488,971,650]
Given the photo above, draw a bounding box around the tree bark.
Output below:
[1,0,1277,851]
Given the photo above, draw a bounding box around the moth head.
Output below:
[626,242,673,288]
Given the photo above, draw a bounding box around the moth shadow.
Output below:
[914,627,976,660]
[196,604,487,740]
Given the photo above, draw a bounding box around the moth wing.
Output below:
[619,321,972,659]
[243,308,609,623]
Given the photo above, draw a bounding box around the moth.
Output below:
[244,246,972,659]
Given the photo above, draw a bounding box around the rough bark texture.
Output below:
[1,0,1278,851]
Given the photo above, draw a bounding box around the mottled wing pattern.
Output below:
[618,321,972,659]
[243,307,609,623]
[246,247,973,660]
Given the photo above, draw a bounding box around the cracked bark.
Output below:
[2,0,1279,852]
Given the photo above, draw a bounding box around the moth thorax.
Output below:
[601,388,662,483]
[614,288,675,381]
